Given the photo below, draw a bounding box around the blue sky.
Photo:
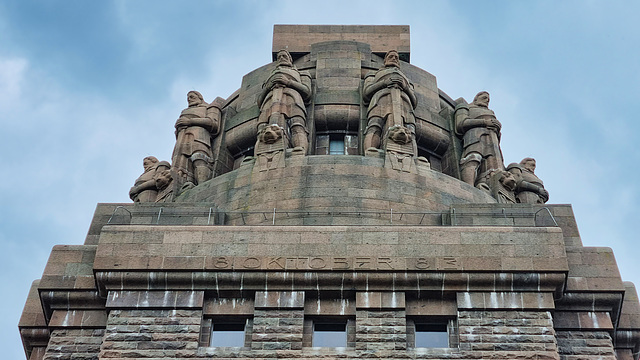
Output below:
[1,1,639,358]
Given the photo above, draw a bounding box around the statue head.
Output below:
[155,161,171,172]
[142,156,159,172]
[387,125,412,145]
[499,170,517,191]
[154,169,173,190]
[276,49,293,67]
[187,91,204,107]
[259,124,284,144]
[520,157,536,173]
[384,50,400,68]
[472,91,490,108]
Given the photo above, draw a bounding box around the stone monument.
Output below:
[19,25,640,360]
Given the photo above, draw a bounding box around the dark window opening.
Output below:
[416,146,442,172]
[232,146,255,170]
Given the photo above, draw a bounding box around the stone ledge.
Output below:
[94,271,567,295]
[106,290,204,309]
[457,292,555,310]
[273,25,410,60]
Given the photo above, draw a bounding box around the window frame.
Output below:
[407,317,458,349]
[314,131,358,155]
[200,316,253,348]
[303,317,355,349]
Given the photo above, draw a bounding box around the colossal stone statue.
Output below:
[171,90,219,188]
[363,50,417,152]
[257,49,312,154]
[129,156,159,203]
[507,157,549,204]
[455,91,504,186]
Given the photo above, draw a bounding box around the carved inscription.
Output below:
[208,256,462,271]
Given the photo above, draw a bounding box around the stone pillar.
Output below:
[355,292,406,351]
[40,298,106,360]
[555,331,616,360]
[554,310,617,360]
[251,291,304,350]
[43,329,105,360]
[457,292,559,358]
[99,290,204,359]
[19,281,49,360]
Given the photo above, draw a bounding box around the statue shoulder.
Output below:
[468,104,496,118]
[506,162,523,171]
[180,104,208,117]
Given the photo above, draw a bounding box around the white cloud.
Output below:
[0,57,28,111]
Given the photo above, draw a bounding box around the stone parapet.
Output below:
[272,25,410,60]
[93,224,568,273]
[176,155,496,225]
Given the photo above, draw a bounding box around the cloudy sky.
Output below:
[2,1,639,358]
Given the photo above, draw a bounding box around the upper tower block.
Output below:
[272,25,411,62]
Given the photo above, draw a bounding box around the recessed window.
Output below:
[329,136,345,155]
[313,322,347,347]
[407,318,457,348]
[210,321,247,347]
[414,322,449,348]
[315,133,358,155]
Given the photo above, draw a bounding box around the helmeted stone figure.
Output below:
[171,90,219,188]
[363,50,418,152]
[507,157,549,204]
[129,156,160,203]
[455,91,504,186]
[257,49,312,154]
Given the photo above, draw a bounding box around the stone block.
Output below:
[106,291,203,309]
[162,255,205,270]
[619,282,640,329]
[356,292,405,309]
[457,292,554,310]
[49,310,107,328]
[254,291,304,309]
[203,298,254,315]
[554,311,613,330]
[304,298,355,315]
[406,299,458,316]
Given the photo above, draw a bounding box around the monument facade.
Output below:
[19,25,640,360]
